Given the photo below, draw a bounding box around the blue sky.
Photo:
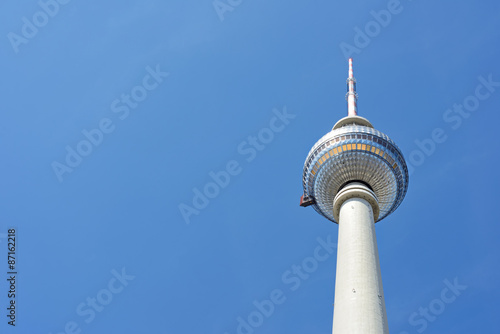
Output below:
[1,0,499,333]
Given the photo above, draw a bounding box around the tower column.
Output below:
[331,182,389,334]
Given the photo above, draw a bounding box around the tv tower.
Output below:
[300,58,409,333]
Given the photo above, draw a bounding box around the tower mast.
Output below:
[346,57,358,116]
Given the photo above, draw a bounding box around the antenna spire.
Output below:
[346,58,358,116]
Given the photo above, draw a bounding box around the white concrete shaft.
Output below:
[332,185,389,334]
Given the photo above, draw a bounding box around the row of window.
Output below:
[306,132,401,172]
[310,143,398,176]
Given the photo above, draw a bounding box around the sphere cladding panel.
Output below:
[302,125,408,223]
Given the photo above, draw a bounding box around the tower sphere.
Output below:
[300,61,409,223]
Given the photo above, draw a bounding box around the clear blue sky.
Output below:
[1,0,499,333]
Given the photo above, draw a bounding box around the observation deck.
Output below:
[301,115,408,223]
